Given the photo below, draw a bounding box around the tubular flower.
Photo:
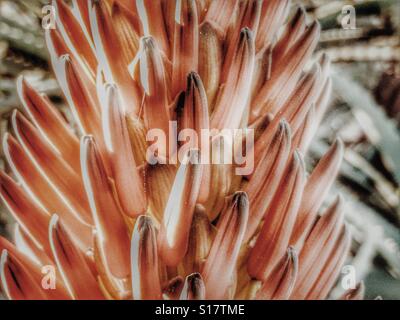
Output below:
[0,0,362,300]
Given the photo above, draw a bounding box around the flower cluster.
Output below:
[0,0,361,300]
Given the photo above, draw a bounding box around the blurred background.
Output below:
[0,0,399,299]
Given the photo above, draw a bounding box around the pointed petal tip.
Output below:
[287,5,307,30]
[319,52,331,68]
[334,137,344,151]
[59,53,72,64]
[0,248,7,266]
[0,170,9,185]
[80,135,93,164]
[293,149,305,171]
[239,27,255,47]
[2,132,12,158]
[241,27,254,39]
[80,134,95,148]
[141,35,156,49]
[10,108,18,124]
[180,272,205,300]
[233,191,249,212]
[294,4,306,16]
[49,213,60,230]
[341,282,365,300]
[16,75,25,95]
[330,137,345,162]
[187,71,202,86]
[302,20,321,44]
[287,246,298,261]
[131,214,161,300]
[278,119,292,138]
[333,194,345,211]
[310,20,321,32]
[184,148,202,165]
[310,62,322,76]
[0,249,9,296]
[185,272,204,289]
[199,20,217,35]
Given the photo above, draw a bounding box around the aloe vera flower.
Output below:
[0,0,361,300]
